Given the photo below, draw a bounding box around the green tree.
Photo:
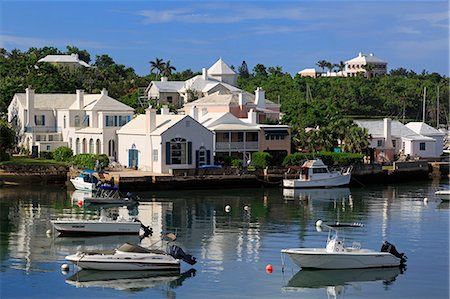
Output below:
[162,60,176,78]
[149,58,165,79]
[253,64,268,78]
[0,120,15,161]
[316,60,328,76]
[238,61,250,78]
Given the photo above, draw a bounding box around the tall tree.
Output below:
[66,45,91,63]
[238,61,250,78]
[162,60,176,77]
[149,58,165,79]
[253,64,268,78]
[316,60,328,76]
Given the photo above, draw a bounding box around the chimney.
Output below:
[76,89,84,110]
[190,106,198,120]
[202,68,208,80]
[146,108,157,133]
[161,105,170,115]
[25,86,34,126]
[369,53,374,56]
[248,108,257,125]
[358,52,363,57]
[238,93,245,107]
[255,87,266,109]
[384,118,393,148]
[101,88,108,96]
[161,76,168,82]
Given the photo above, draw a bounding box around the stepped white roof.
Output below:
[406,122,445,136]
[38,54,91,67]
[345,52,386,64]
[354,120,434,141]
[208,58,236,75]
[117,114,187,136]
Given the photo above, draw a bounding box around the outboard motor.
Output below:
[381,241,407,264]
[169,245,197,265]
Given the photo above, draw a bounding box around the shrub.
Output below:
[39,151,53,159]
[251,152,272,169]
[53,146,73,162]
[231,158,243,168]
[72,154,110,170]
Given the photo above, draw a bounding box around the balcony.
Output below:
[24,126,61,133]
[216,142,258,151]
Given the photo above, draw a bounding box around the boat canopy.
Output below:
[117,243,153,253]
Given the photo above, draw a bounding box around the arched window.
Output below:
[75,138,80,154]
[197,146,207,167]
[108,139,115,157]
[96,139,101,154]
[89,138,94,153]
[166,138,191,165]
[82,138,87,153]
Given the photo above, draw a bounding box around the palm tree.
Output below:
[316,60,328,77]
[149,58,165,79]
[162,60,176,78]
[335,61,346,76]
[361,64,375,79]
[325,62,334,77]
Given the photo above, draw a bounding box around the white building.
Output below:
[38,53,91,69]
[116,107,214,173]
[8,87,134,159]
[146,58,239,108]
[355,118,439,162]
[345,52,387,77]
[405,122,445,157]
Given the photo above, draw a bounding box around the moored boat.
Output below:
[283,159,352,189]
[65,241,197,271]
[281,222,406,269]
[435,189,450,201]
[50,217,143,236]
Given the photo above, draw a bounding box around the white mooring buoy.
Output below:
[61,264,70,272]
[225,205,231,213]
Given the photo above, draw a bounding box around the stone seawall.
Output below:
[0,164,69,184]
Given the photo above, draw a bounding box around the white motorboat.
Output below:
[65,242,197,271]
[283,159,352,188]
[281,222,406,269]
[51,215,143,236]
[65,269,196,291]
[435,189,450,201]
[70,170,99,191]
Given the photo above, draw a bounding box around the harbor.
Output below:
[0,179,448,298]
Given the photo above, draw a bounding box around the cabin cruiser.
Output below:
[283,159,352,188]
[70,170,99,191]
[65,240,197,271]
[281,221,406,269]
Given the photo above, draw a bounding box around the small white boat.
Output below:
[435,189,450,201]
[51,215,142,236]
[283,159,352,189]
[65,242,197,271]
[281,222,406,269]
[70,170,99,191]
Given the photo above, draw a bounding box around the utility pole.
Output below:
[422,87,427,123]
[436,85,440,128]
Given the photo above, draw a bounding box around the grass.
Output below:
[0,156,69,166]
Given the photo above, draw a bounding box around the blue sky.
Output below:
[1,1,448,76]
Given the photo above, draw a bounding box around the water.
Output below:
[0,179,448,299]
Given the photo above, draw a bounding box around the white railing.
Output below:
[216,142,258,150]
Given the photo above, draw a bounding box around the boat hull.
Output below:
[70,178,96,191]
[65,253,180,271]
[435,190,450,201]
[283,173,351,188]
[282,248,401,269]
[51,220,141,235]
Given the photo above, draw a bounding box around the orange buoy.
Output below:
[78,200,83,207]
[265,264,273,274]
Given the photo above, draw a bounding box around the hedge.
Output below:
[53,146,73,162]
[251,152,272,169]
[71,154,110,170]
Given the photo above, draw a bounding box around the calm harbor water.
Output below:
[0,179,449,299]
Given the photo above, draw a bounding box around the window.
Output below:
[198,147,206,166]
[63,115,66,128]
[105,115,114,127]
[392,140,396,148]
[153,149,158,162]
[377,140,383,147]
[312,168,328,174]
[82,115,90,127]
[74,115,81,127]
[170,138,187,164]
[96,139,101,154]
[82,138,87,153]
[89,139,94,153]
[419,142,426,151]
[114,115,118,126]
[35,115,45,126]
[167,96,173,103]
[75,138,80,154]
[48,135,53,141]
[46,145,50,151]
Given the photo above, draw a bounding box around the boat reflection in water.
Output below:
[283,267,403,298]
[65,268,196,292]
[53,235,141,252]
[283,187,351,201]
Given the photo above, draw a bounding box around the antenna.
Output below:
[437,85,440,128]
[422,87,427,123]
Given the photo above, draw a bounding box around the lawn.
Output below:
[0,156,68,166]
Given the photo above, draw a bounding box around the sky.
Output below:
[1,1,449,77]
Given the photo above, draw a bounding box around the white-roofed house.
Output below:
[8,87,134,159]
[354,118,437,163]
[184,87,281,124]
[188,107,290,165]
[345,52,387,77]
[116,107,213,173]
[145,58,239,108]
[298,68,323,78]
[38,53,91,69]
[405,122,445,157]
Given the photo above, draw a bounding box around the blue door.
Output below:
[128,148,138,168]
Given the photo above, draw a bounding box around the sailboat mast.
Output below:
[437,85,440,128]
[422,87,427,123]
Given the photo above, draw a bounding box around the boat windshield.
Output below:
[117,243,152,253]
